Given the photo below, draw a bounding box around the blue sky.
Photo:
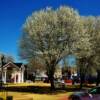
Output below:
[0,0,100,62]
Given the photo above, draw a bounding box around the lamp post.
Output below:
[1,55,13,100]
[1,55,4,87]
[0,55,6,99]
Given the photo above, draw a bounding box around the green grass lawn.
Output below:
[0,91,72,100]
[0,82,75,100]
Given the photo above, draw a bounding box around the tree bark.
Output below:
[49,75,55,91]
[96,70,100,86]
[47,65,55,91]
[45,58,57,91]
[80,74,85,89]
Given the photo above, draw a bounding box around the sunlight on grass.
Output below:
[0,92,72,100]
[0,82,73,100]
[5,82,50,87]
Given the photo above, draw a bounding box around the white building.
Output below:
[0,62,25,83]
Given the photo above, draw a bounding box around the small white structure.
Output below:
[0,62,25,83]
[54,67,62,78]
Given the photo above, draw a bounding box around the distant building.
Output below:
[0,62,26,83]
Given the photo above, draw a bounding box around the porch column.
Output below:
[4,70,7,83]
[21,71,24,83]
[14,73,16,83]
[2,72,4,83]
[18,73,21,83]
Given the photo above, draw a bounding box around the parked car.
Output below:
[68,86,100,100]
[54,78,65,88]
[43,77,49,83]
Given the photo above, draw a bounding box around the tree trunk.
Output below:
[49,75,55,91]
[96,70,100,86]
[80,74,85,89]
[47,66,55,91]
[46,59,56,91]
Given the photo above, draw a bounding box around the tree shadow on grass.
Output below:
[3,85,87,95]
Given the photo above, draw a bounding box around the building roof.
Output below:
[13,63,23,68]
[1,62,24,69]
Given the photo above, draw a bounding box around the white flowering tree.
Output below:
[19,6,91,90]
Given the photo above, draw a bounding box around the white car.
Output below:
[54,79,65,88]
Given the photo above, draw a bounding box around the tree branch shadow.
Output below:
[3,85,87,94]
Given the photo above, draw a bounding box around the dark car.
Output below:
[69,86,100,100]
